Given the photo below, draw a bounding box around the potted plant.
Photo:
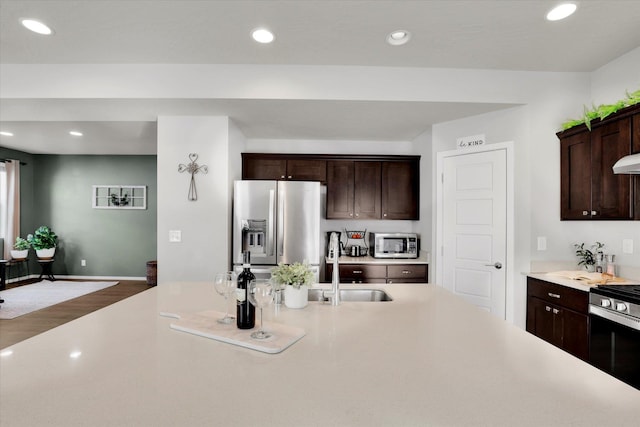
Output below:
[27,226,58,259]
[271,262,315,309]
[574,241,604,272]
[10,236,31,260]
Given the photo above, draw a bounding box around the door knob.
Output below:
[484,262,502,269]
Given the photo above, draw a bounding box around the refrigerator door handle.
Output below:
[268,189,276,257]
[277,186,285,258]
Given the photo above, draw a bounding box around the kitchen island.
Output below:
[1,282,639,426]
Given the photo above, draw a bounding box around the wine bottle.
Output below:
[236,251,256,329]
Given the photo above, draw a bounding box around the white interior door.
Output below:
[439,147,508,318]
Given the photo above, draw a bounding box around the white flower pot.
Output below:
[36,247,56,260]
[10,249,29,260]
[284,285,309,309]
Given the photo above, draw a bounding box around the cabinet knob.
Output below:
[280,175,286,179]
[383,213,387,217]
[355,213,359,217]
[288,175,292,179]
[349,213,353,217]
[402,270,411,274]
[591,210,597,216]
[353,270,363,274]
[552,308,560,315]
[582,211,589,216]
[545,306,551,312]
[547,292,561,299]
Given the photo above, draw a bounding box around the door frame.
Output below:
[434,141,515,321]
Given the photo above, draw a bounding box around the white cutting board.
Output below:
[161,310,305,354]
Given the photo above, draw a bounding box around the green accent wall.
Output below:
[1,148,156,278]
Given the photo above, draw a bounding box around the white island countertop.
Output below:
[1,282,639,426]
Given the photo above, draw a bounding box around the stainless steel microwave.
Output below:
[369,233,418,258]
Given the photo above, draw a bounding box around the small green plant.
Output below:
[13,236,31,251]
[573,242,605,269]
[271,262,315,289]
[27,226,58,250]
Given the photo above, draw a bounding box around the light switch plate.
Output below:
[622,239,633,254]
[169,230,182,243]
[537,236,547,251]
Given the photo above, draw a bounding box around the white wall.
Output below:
[157,116,232,283]
[590,47,640,105]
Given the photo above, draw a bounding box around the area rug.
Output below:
[0,280,119,319]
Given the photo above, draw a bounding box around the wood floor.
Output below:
[0,278,153,349]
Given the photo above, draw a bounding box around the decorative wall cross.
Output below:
[178,153,208,201]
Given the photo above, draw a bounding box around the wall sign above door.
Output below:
[456,134,486,149]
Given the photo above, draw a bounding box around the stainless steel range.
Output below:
[589,285,640,390]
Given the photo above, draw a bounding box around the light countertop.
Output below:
[327,254,429,264]
[1,282,639,426]
[527,272,640,292]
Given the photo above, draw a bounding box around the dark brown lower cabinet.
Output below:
[326,263,428,284]
[526,277,589,361]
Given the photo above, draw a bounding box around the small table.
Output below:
[1,259,29,290]
[38,259,56,281]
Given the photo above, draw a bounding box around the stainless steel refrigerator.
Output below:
[232,180,321,281]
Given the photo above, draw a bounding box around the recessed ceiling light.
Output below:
[0,131,14,137]
[69,131,83,136]
[252,28,275,44]
[69,351,82,359]
[21,18,53,35]
[387,30,411,46]
[546,3,577,21]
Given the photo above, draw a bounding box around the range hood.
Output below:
[613,153,640,174]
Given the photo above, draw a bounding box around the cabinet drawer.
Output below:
[526,278,588,313]
[339,264,387,279]
[387,264,427,280]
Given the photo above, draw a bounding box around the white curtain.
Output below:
[1,160,20,258]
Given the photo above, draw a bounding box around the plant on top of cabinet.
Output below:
[561,89,640,131]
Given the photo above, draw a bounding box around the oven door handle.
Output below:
[589,305,640,331]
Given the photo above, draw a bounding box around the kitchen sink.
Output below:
[307,288,393,302]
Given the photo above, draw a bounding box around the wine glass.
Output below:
[248,279,275,339]
[214,271,237,324]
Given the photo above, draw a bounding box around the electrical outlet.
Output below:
[537,236,547,251]
[81,259,86,267]
[169,230,182,242]
[622,239,634,254]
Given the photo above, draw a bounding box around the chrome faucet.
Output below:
[324,232,341,306]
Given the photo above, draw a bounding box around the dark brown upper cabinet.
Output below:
[382,160,419,220]
[242,153,420,220]
[242,154,326,183]
[558,104,639,220]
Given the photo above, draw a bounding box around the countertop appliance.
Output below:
[589,284,640,390]
[369,232,418,259]
[233,180,320,281]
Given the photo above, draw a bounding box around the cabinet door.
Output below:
[632,113,640,153]
[287,159,327,182]
[591,118,633,219]
[326,161,355,219]
[381,161,419,220]
[561,308,589,361]
[243,157,287,180]
[353,162,381,219]
[526,297,561,348]
[560,131,592,219]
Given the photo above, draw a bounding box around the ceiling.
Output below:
[1,0,640,154]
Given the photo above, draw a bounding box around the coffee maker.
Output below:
[326,231,344,258]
